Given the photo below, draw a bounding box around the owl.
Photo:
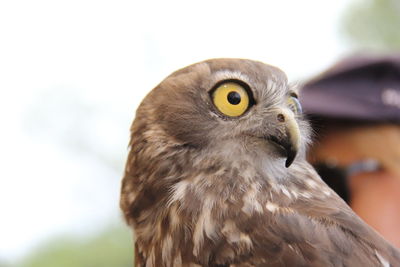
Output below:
[120,59,400,266]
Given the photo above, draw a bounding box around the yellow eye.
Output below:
[212,82,250,117]
[287,95,302,114]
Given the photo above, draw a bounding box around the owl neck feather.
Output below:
[124,137,294,266]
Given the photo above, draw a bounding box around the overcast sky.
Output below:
[0,0,351,262]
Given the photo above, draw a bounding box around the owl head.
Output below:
[133,58,309,168]
[122,58,400,267]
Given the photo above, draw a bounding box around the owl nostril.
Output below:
[277,113,285,122]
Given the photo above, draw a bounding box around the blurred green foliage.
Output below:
[17,223,133,267]
[342,0,400,50]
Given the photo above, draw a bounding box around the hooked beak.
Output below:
[269,134,298,168]
[267,109,300,168]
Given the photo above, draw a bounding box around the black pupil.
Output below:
[227,91,241,105]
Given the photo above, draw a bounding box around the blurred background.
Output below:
[0,0,399,266]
